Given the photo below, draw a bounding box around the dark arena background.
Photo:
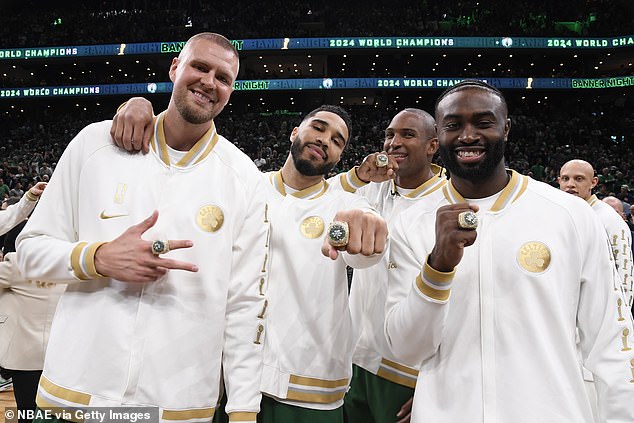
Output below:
[1,0,633,190]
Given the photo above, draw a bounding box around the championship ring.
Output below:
[151,240,170,255]
[457,211,478,230]
[327,221,349,248]
[376,153,389,168]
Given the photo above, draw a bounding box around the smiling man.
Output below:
[383,80,634,422]
[16,33,269,423]
[256,105,388,423]
[334,108,445,423]
[108,101,389,423]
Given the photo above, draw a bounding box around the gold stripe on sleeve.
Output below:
[162,407,215,421]
[70,242,89,280]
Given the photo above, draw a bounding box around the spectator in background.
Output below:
[253,152,267,170]
[39,163,53,179]
[0,179,9,199]
[604,195,628,221]
[0,182,47,423]
[598,167,616,191]
[559,159,633,306]
[8,182,24,199]
[529,159,545,181]
[618,184,634,205]
[595,182,610,199]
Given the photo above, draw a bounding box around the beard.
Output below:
[440,137,506,181]
[290,136,337,177]
[173,89,217,124]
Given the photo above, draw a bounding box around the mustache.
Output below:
[304,142,328,160]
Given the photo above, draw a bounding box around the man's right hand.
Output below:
[428,203,479,272]
[110,97,155,154]
[94,211,198,282]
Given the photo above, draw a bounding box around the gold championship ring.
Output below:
[327,221,350,248]
[457,211,478,230]
[151,240,170,255]
[375,153,389,168]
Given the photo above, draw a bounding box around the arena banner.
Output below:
[1,35,633,60]
[1,77,632,98]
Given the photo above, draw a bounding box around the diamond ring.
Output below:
[151,240,170,255]
[457,211,478,230]
[375,153,389,168]
[327,221,349,248]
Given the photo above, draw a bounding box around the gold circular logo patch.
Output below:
[300,216,324,239]
[197,205,224,232]
[517,241,551,273]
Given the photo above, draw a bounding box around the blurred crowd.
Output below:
[2,93,632,207]
[1,0,632,218]
[1,0,632,48]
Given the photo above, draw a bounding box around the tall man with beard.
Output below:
[16,33,270,422]
[383,80,634,422]
[110,102,389,423]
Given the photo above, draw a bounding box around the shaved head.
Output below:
[603,196,626,220]
[560,159,594,177]
[558,159,598,200]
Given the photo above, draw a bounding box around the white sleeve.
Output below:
[0,192,38,236]
[16,125,98,283]
[223,173,269,421]
[613,221,633,309]
[576,212,634,422]
[0,253,26,289]
[327,167,369,194]
[384,213,450,367]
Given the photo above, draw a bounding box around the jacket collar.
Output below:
[442,169,529,212]
[393,163,447,198]
[269,171,329,200]
[586,194,599,207]
[150,111,219,168]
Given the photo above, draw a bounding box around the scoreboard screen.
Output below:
[1,35,632,60]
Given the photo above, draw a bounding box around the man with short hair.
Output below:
[385,81,634,422]
[335,108,444,423]
[110,101,389,423]
[17,33,269,422]
[559,159,633,307]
